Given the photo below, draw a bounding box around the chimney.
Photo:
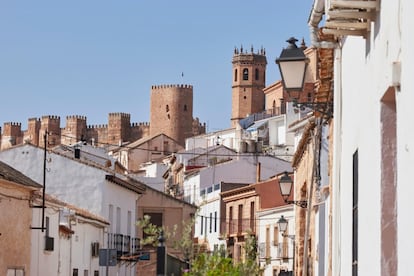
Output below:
[74,145,80,159]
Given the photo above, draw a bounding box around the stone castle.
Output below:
[0,84,206,150]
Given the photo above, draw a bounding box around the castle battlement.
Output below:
[66,115,87,121]
[131,122,149,127]
[41,115,60,120]
[4,122,21,126]
[151,84,193,90]
[109,112,130,119]
[87,124,108,129]
[28,117,40,122]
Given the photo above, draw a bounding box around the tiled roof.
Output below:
[32,192,109,225]
[0,160,42,188]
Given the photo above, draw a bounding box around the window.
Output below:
[265,227,270,258]
[108,205,114,233]
[238,204,243,233]
[45,216,50,236]
[273,226,279,246]
[234,69,238,82]
[166,105,169,112]
[200,215,204,235]
[83,270,88,276]
[352,150,358,276]
[229,207,233,234]
[280,98,286,114]
[250,202,255,231]
[209,213,212,233]
[127,211,132,236]
[73,269,78,276]
[214,183,220,191]
[6,268,24,276]
[205,216,208,235]
[116,207,121,234]
[255,68,259,80]
[214,211,217,232]
[143,212,162,239]
[184,104,187,111]
[44,216,54,251]
[94,271,99,276]
[207,186,213,193]
[282,235,288,258]
[243,68,249,80]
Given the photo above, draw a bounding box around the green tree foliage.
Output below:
[137,214,195,260]
[136,214,162,247]
[184,232,264,276]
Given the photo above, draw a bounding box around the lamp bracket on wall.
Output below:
[292,99,333,119]
[284,199,308,208]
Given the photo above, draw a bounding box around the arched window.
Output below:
[255,68,259,80]
[184,104,187,111]
[234,69,238,82]
[166,105,169,112]
[243,68,249,80]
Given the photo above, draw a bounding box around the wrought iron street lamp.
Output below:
[278,171,307,208]
[277,215,288,233]
[276,37,333,118]
[276,37,309,92]
[277,216,296,275]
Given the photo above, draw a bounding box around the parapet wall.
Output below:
[151,84,193,90]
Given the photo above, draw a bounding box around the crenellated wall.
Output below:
[0,122,22,150]
[0,83,206,150]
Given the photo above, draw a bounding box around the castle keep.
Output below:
[0,84,206,150]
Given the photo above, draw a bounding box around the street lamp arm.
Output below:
[292,100,333,119]
[285,199,308,208]
[282,234,295,240]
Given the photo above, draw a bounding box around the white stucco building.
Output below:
[185,154,292,252]
[257,205,295,276]
[307,0,414,274]
[0,144,145,275]
[30,194,108,276]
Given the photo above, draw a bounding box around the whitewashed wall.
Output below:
[0,144,139,276]
[257,206,294,276]
[332,0,414,274]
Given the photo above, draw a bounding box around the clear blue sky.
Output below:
[0,1,313,133]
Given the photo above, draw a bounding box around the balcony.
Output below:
[323,0,379,37]
[108,233,140,258]
[227,218,255,237]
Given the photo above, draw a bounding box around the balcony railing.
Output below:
[108,233,140,257]
[227,219,255,236]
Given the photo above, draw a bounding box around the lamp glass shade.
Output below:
[278,216,288,233]
[279,172,293,198]
[278,60,308,91]
[279,180,293,198]
[275,37,309,91]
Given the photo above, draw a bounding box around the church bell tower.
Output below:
[231,46,267,128]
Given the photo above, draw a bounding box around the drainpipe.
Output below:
[308,0,337,49]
